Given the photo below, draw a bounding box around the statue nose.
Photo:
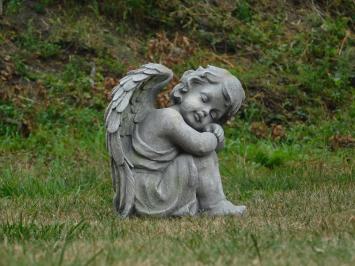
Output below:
[202,107,211,117]
[198,110,207,118]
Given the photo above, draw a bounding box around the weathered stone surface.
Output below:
[105,63,246,218]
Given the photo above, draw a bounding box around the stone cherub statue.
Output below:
[105,63,246,218]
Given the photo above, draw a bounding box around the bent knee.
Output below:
[193,151,218,171]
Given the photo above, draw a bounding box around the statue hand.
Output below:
[203,123,225,150]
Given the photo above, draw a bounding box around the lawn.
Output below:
[0,1,354,265]
[0,119,354,265]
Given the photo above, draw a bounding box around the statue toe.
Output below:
[205,200,246,216]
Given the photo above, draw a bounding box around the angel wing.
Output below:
[104,63,173,217]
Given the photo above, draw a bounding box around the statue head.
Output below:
[170,65,245,127]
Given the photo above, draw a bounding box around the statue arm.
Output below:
[161,109,218,156]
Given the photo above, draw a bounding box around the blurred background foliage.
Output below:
[0,0,354,166]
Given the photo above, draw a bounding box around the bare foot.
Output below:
[205,200,246,216]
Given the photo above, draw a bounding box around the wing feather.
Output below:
[132,73,148,82]
[144,63,167,72]
[122,79,136,92]
[112,87,125,101]
[116,90,133,112]
[110,133,124,165]
[105,63,173,217]
[119,75,131,85]
[111,95,125,109]
[127,69,143,75]
[143,68,159,75]
[107,110,121,133]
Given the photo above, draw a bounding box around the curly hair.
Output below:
[170,65,245,123]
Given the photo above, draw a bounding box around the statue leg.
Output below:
[194,152,246,216]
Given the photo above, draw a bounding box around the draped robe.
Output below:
[123,124,199,216]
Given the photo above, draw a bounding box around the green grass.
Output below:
[0,120,354,265]
[0,1,354,265]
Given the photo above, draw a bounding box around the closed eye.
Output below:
[201,94,209,103]
[210,110,219,120]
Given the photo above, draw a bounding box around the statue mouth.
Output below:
[194,112,201,122]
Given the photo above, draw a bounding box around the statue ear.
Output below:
[171,83,186,104]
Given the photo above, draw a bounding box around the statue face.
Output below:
[178,83,228,131]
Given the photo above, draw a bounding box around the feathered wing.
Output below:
[104,63,173,217]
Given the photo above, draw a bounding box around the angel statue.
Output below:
[105,63,246,218]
